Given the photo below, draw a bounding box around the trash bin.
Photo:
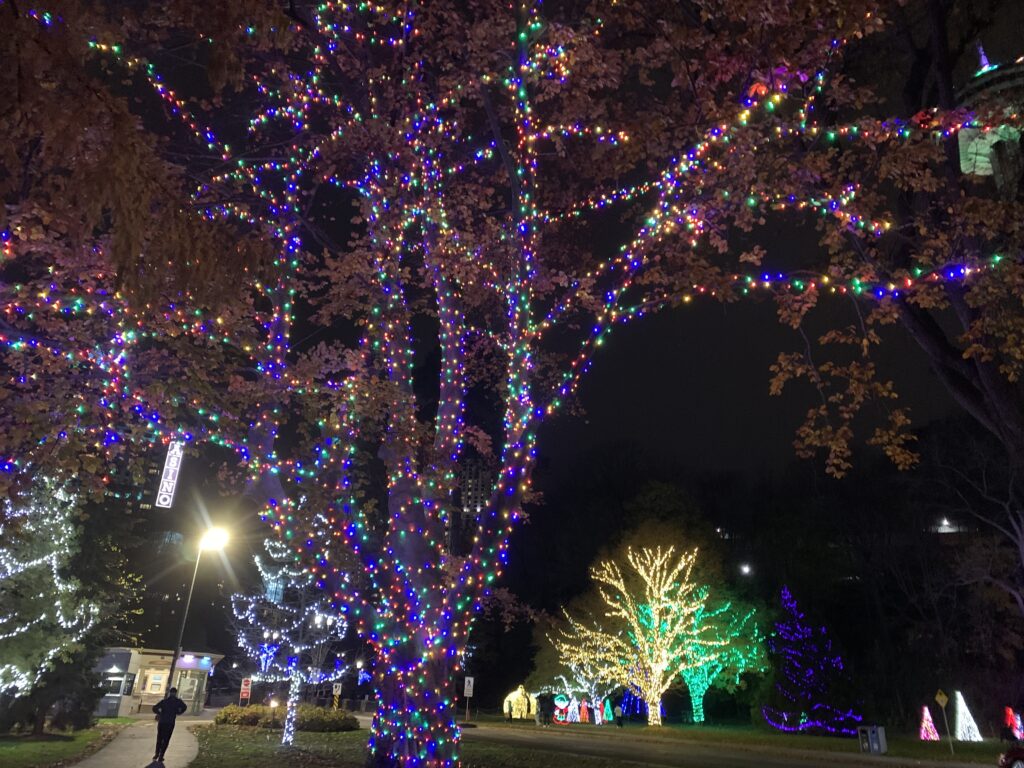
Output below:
[857,725,888,754]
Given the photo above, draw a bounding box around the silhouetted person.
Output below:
[614,703,623,728]
[152,687,188,762]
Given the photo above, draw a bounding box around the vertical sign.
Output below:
[333,682,343,710]
[935,689,953,755]
[463,676,474,723]
[155,441,185,508]
[239,677,252,706]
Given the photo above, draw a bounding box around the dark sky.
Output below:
[540,260,955,481]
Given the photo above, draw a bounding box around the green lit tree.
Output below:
[679,595,766,724]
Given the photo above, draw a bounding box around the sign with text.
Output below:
[239,677,252,705]
[155,441,185,508]
[464,676,474,698]
[333,683,343,696]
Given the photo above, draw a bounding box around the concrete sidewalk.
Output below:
[75,716,201,768]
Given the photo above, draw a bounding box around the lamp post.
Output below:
[167,527,228,697]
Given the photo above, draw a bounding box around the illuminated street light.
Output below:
[166,527,229,697]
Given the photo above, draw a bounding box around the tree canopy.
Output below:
[5,0,1024,763]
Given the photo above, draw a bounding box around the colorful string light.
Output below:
[7,5,1024,765]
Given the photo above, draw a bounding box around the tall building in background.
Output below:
[449,460,492,555]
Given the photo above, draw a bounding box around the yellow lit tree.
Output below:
[550,547,723,726]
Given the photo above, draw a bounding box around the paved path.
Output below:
[75,716,201,768]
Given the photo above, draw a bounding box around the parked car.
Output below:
[999,743,1024,768]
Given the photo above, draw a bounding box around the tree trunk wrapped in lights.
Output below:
[550,547,725,726]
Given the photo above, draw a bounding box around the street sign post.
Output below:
[935,689,954,755]
[333,682,343,710]
[464,676,474,722]
[239,677,252,707]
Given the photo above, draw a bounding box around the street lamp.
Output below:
[166,527,229,697]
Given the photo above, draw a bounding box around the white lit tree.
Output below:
[550,547,723,726]
[527,626,618,704]
[0,480,98,696]
[232,537,348,745]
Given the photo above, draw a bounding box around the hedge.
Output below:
[214,704,360,732]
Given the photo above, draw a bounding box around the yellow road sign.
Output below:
[935,690,949,709]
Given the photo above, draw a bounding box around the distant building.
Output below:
[448,461,493,554]
[957,49,1024,196]
[94,647,224,717]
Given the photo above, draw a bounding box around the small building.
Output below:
[94,647,224,717]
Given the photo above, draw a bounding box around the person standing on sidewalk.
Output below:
[152,687,188,762]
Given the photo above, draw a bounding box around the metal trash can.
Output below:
[857,725,888,754]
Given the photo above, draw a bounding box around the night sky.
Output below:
[541,243,955,480]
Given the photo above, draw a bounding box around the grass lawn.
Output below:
[472,717,1002,764]
[0,718,130,768]
[191,725,627,768]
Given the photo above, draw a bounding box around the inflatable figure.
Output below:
[580,698,589,723]
[554,693,569,724]
[502,684,533,720]
[567,696,580,723]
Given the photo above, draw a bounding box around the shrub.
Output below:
[295,704,359,732]
[214,703,359,732]
[215,704,266,726]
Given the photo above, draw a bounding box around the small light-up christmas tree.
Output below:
[232,537,348,745]
[761,587,861,736]
[955,691,982,742]
[920,706,940,741]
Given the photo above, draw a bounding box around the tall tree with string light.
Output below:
[679,597,766,725]
[550,547,724,726]
[761,586,861,736]
[15,1,1009,765]
[0,480,98,721]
